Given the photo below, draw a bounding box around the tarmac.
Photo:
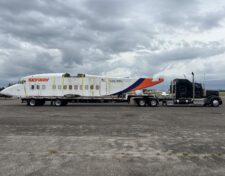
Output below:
[0,98,225,176]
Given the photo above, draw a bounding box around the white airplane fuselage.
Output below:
[1,73,164,98]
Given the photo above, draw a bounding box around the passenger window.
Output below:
[31,85,35,90]
[85,85,88,90]
[37,85,40,89]
[52,85,56,89]
[74,85,78,90]
[42,85,46,89]
[96,85,100,90]
[69,85,72,90]
[63,85,67,90]
[58,85,61,90]
[90,85,94,90]
[79,85,83,90]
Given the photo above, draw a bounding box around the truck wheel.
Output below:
[211,99,219,107]
[138,99,146,107]
[149,99,158,107]
[54,99,63,107]
[29,99,37,107]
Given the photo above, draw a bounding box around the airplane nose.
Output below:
[0,85,22,97]
[0,87,13,97]
[0,89,8,96]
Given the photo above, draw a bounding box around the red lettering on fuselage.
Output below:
[28,78,49,82]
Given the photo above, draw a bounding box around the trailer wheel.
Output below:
[137,99,146,107]
[28,99,37,107]
[211,99,219,107]
[54,99,63,107]
[149,99,158,107]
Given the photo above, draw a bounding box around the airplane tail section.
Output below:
[113,77,164,95]
[131,77,164,91]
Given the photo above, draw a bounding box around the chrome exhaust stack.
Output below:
[192,72,195,100]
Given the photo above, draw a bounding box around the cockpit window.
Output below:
[63,73,70,77]
[77,73,85,77]
[18,80,26,84]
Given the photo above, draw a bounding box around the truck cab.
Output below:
[167,79,222,107]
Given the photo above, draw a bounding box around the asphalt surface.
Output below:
[0,98,225,176]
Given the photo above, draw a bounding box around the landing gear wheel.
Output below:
[28,99,37,107]
[150,99,158,107]
[138,99,146,107]
[211,99,219,107]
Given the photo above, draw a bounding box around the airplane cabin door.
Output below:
[29,83,39,96]
[100,79,107,96]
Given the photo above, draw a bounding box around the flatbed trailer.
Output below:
[21,94,160,107]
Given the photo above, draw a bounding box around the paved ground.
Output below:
[0,99,225,176]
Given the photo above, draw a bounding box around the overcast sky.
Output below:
[0,0,225,89]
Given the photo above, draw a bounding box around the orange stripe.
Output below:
[131,78,164,91]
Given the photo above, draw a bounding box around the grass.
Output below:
[48,148,57,155]
[219,92,225,97]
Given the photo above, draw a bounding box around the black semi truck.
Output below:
[159,78,223,107]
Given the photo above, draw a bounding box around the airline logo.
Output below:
[28,78,49,82]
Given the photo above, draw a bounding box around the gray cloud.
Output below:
[0,0,225,88]
[146,41,225,64]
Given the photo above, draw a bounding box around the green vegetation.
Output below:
[219,91,225,97]
[48,148,57,155]
[182,152,190,157]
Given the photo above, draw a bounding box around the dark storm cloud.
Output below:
[0,0,225,88]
